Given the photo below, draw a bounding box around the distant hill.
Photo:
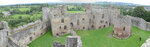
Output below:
[95,2,141,6]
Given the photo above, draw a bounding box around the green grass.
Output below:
[76,26,150,47]
[68,11,83,13]
[11,14,30,18]
[28,26,150,47]
[19,8,30,12]
[28,31,72,47]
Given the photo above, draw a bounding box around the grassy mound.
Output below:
[28,26,150,47]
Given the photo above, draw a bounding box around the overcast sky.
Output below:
[0,0,149,5]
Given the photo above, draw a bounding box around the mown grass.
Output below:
[28,26,150,47]
[28,31,72,47]
[10,14,42,19]
[19,8,30,11]
[68,11,83,13]
[76,26,150,47]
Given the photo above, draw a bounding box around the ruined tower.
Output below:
[113,15,132,39]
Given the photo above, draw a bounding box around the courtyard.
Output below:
[28,26,150,47]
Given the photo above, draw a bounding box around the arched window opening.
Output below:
[123,27,125,31]
[99,26,101,29]
[83,27,85,29]
[104,25,106,28]
[82,18,85,20]
[64,25,67,29]
[102,14,104,18]
[30,37,32,41]
[56,33,59,36]
[77,20,79,25]
[93,15,95,19]
[89,19,91,24]
[61,18,64,23]
[92,25,94,29]
[106,21,108,24]
[70,22,74,28]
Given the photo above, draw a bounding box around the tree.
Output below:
[132,6,150,22]
[132,6,147,17]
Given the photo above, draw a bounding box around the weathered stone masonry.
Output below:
[43,4,120,36]
[0,4,150,47]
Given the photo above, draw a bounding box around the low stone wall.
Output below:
[53,36,82,47]
[127,16,150,31]
[8,20,48,47]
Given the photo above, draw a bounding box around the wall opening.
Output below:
[64,25,67,29]
[30,37,32,41]
[60,26,61,30]
[92,25,94,29]
[83,27,85,29]
[99,26,101,29]
[106,21,108,24]
[82,18,85,20]
[104,25,106,28]
[41,33,43,35]
[70,22,74,29]
[100,20,103,23]
[77,20,79,25]
[123,27,125,31]
[7,31,8,35]
[102,14,104,18]
[0,28,4,30]
[56,33,59,36]
[93,15,95,19]
[109,23,111,26]
[61,18,64,23]
[54,14,57,16]
[89,19,91,24]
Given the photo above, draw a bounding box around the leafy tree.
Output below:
[132,6,147,17]
[131,6,150,22]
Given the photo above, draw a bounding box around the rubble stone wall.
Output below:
[8,20,48,47]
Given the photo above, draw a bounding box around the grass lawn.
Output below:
[19,8,30,12]
[68,11,83,13]
[28,26,150,47]
[10,14,42,19]
[11,14,30,18]
[28,31,72,47]
[76,26,150,47]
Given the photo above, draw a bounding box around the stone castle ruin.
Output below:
[53,36,82,47]
[0,4,150,47]
[113,16,132,39]
[43,4,120,36]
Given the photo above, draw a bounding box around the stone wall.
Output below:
[0,21,10,47]
[8,20,48,47]
[113,15,132,39]
[53,36,82,47]
[127,16,150,31]
[141,37,150,47]
[46,4,120,36]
